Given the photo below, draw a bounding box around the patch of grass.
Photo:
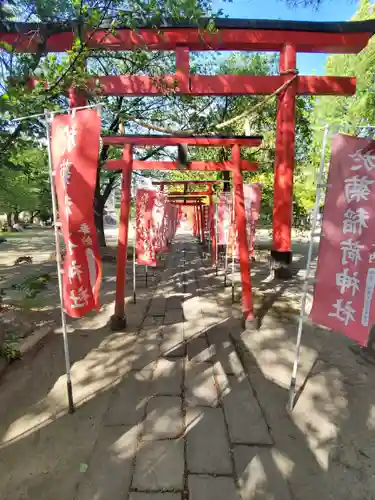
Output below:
[0,333,21,362]
[0,231,30,238]
[12,273,51,299]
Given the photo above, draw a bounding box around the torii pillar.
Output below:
[272,43,297,278]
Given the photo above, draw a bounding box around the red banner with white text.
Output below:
[218,193,233,245]
[310,134,375,346]
[136,188,157,266]
[51,110,102,318]
[243,183,262,258]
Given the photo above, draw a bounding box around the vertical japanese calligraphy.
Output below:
[51,110,102,318]
[243,183,262,259]
[310,134,375,345]
[136,188,178,265]
[136,188,157,266]
[218,193,233,245]
[219,184,262,259]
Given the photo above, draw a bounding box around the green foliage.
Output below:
[0,333,21,362]
[168,51,314,222]
[11,273,51,299]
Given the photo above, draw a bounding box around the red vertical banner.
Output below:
[218,192,233,245]
[243,183,262,258]
[203,205,209,232]
[310,134,375,346]
[136,189,157,266]
[51,110,102,318]
[152,191,167,254]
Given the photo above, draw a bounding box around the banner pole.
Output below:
[45,111,75,414]
[224,228,229,287]
[231,191,236,304]
[288,124,329,412]
[215,202,219,275]
[133,218,136,304]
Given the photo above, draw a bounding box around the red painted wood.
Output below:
[114,145,133,320]
[193,206,198,237]
[190,75,356,96]
[176,47,190,93]
[106,160,258,171]
[232,144,254,322]
[153,180,221,185]
[91,74,355,96]
[168,191,210,196]
[200,204,205,244]
[102,136,262,147]
[298,76,356,95]
[273,43,297,254]
[208,185,216,266]
[1,28,371,54]
[68,86,87,108]
[171,201,204,206]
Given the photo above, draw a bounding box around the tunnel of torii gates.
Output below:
[2,17,375,325]
[152,179,223,251]
[104,135,260,328]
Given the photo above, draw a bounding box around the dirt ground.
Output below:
[0,227,374,500]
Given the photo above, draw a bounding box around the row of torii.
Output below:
[3,17,375,328]
[105,135,259,329]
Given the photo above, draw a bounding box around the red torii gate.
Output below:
[103,134,260,329]
[2,18,373,271]
[4,18,374,272]
[153,179,222,254]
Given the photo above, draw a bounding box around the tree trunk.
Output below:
[30,211,39,224]
[223,171,230,192]
[6,213,12,226]
[94,197,106,247]
[13,212,19,224]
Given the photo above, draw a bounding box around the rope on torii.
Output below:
[121,72,298,136]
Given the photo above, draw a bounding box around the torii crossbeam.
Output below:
[104,135,261,330]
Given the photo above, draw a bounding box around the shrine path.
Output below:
[1,232,375,499]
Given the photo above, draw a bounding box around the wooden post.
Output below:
[208,184,216,265]
[272,43,297,278]
[193,206,197,237]
[199,203,205,244]
[232,144,254,326]
[68,86,87,108]
[110,144,133,330]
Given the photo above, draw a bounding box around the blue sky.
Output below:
[211,0,360,74]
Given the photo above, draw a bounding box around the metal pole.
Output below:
[231,192,236,304]
[288,124,329,412]
[215,202,219,275]
[45,111,74,414]
[133,219,136,304]
[224,228,229,287]
[145,265,148,287]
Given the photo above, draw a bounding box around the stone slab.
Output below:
[186,407,232,474]
[105,372,151,426]
[222,376,272,445]
[233,445,292,500]
[76,426,140,500]
[164,309,185,324]
[185,362,218,407]
[143,396,183,440]
[151,358,183,396]
[133,439,184,491]
[160,327,184,358]
[129,494,181,500]
[187,336,214,364]
[188,475,239,500]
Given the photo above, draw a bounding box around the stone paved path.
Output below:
[2,232,375,499]
[74,234,280,500]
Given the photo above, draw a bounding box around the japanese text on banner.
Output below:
[310,135,375,345]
